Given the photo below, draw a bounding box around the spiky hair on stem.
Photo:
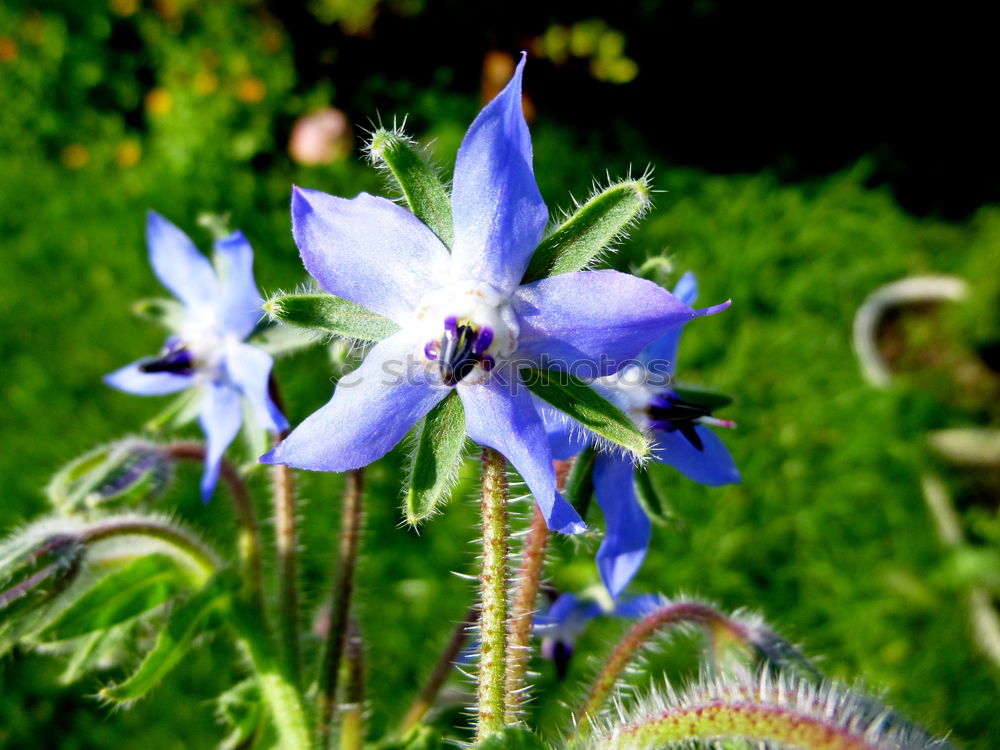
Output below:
[582,669,953,750]
[574,596,818,731]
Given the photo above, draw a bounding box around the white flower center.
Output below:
[411,280,519,386]
[595,364,661,430]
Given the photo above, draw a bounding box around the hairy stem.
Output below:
[81,518,219,578]
[604,700,882,750]
[339,617,366,750]
[230,599,312,750]
[317,468,365,746]
[576,601,754,730]
[164,443,265,611]
[400,605,477,732]
[476,446,510,742]
[504,504,549,721]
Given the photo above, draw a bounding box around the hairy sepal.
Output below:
[404,392,468,526]
[368,126,454,248]
[264,292,399,342]
[522,369,649,459]
[522,177,652,283]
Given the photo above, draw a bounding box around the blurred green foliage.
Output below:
[1,0,998,748]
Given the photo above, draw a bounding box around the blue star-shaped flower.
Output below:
[260,57,712,534]
[105,212,288,499]
[546,272,740,592]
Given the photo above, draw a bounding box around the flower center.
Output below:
[413,281,519,387]
[138,320,234,381]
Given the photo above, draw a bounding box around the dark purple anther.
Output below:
[480,354,495,372]
[647,391,713,452]
[424,340,440,360]
[443,315,459,338]
[139,340,195,376]
[473,326,494,355]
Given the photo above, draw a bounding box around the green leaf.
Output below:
[369,127,454,247]
[250,320,323,358]
[521,369,648,458]
[476,727,550,750]
[216,678,268,750]
[99,572,233,703]
[132,297,186,330]
[405,392,467,525]
[564,445,597,520]
[264,293,399,342]
[634,467,673,526]
[672,383,734,412]
[522,178,651,283]
[38,554,194,641]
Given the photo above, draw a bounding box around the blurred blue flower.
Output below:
[260,56,708,534]
[105,211,287,500]
[536,589,662,678]
[546,272,739,595]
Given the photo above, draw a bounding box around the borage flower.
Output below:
[548,272,739,593]
[260,57,712,533]
[536,589,661,678]
[105,212,287,499]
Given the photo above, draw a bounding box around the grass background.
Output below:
[2,1,999,747]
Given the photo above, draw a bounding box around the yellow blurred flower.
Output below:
[145,87,173,116]
[61,144,90,169]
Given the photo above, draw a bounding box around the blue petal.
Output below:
[198,383,244,501]
[513,270,703,376]
[105,361,194,396]
[291,188,451,325]
[639,271,698,370]
[261,332,447,471]
[672,271,699,306]
[450,54,547,295]
[592,454,651,598]
[225,343,288,433]
[459,371,585,534]
[653,425,741,486]
[214,230,264,339]
[146,211,219,312]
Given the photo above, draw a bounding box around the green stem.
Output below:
[164,442,265,611]
[504,502,549,722]
[476,446,510,742]
[230,599,312,750]
[339,617,365,750]
[272,460,301,686]
[317,468,365,746]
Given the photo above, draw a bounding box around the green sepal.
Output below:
[405,392,468,526]
[132,297,185,331]
[522,178,651,283]
[672,383,734,412]
[564,445,597,521]
[38,554,195,642]
[59,627,129,685]
[45,438,172,514]
[476,727,550,750]
[369,127,454,247]
[633,467,673,526]
[264,293,399,342]
[99,571,234,703]
[521,369,648,458]
[249,321,323,358]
